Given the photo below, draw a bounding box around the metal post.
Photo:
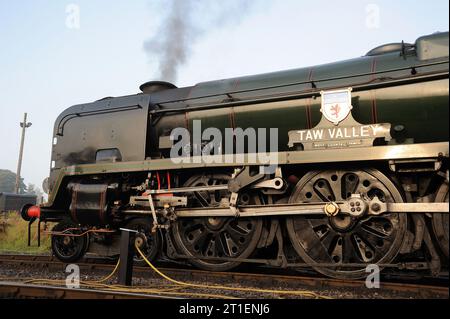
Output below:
[27,219,35,247]
[15,113,32,194]
[118,228,137,286]
[37,220,41,247]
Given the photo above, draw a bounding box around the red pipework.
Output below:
[156,172,161,190]
[167,171,171,190]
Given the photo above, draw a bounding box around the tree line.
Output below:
[0,169,43,199]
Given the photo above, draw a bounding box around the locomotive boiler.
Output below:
[22,31,449,279]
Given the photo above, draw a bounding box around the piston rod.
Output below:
[124,201,448,218]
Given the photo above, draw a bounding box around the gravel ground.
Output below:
[0,262,447,299]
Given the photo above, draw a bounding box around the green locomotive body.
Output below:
[24,32,449,279]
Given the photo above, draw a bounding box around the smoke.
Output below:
[144,0,259,83]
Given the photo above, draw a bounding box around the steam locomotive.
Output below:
[22,32,449,279]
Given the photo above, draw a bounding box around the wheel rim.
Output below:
[172,174,263,271]
[122,217,160,264]
[286,169,407,279]
[129,223,159,263]
[51,223,88,262]
[432,183,449,258]
[53,235,83,258]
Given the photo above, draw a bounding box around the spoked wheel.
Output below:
[51,221,89,263]
[171,174,263,271]
[432,183,449,258]
[124,218,161,266]
[286,169,407,279]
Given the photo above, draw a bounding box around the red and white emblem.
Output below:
[320,88,353,125]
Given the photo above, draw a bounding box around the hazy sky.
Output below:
[0,0,448,191]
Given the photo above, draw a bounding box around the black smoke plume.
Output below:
[144,0,258,83]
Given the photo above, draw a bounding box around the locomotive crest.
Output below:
[288,87,392,150]
[320,88,353,125]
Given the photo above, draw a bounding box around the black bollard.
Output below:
[118,228,137,286]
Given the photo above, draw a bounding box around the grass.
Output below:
[0,212,52,254]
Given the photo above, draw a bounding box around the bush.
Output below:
[0,212,52,254]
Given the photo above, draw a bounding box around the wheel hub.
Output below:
[63,236,72,245]
[206,217,226,230]
[134,234,147,249]
[329,215,355,232]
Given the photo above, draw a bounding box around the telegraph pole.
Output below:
[14,113,32,194]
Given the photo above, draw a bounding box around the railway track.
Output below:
[0,253,448,299]
[0,281,177,299]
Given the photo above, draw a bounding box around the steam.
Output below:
[144,0,258,83]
